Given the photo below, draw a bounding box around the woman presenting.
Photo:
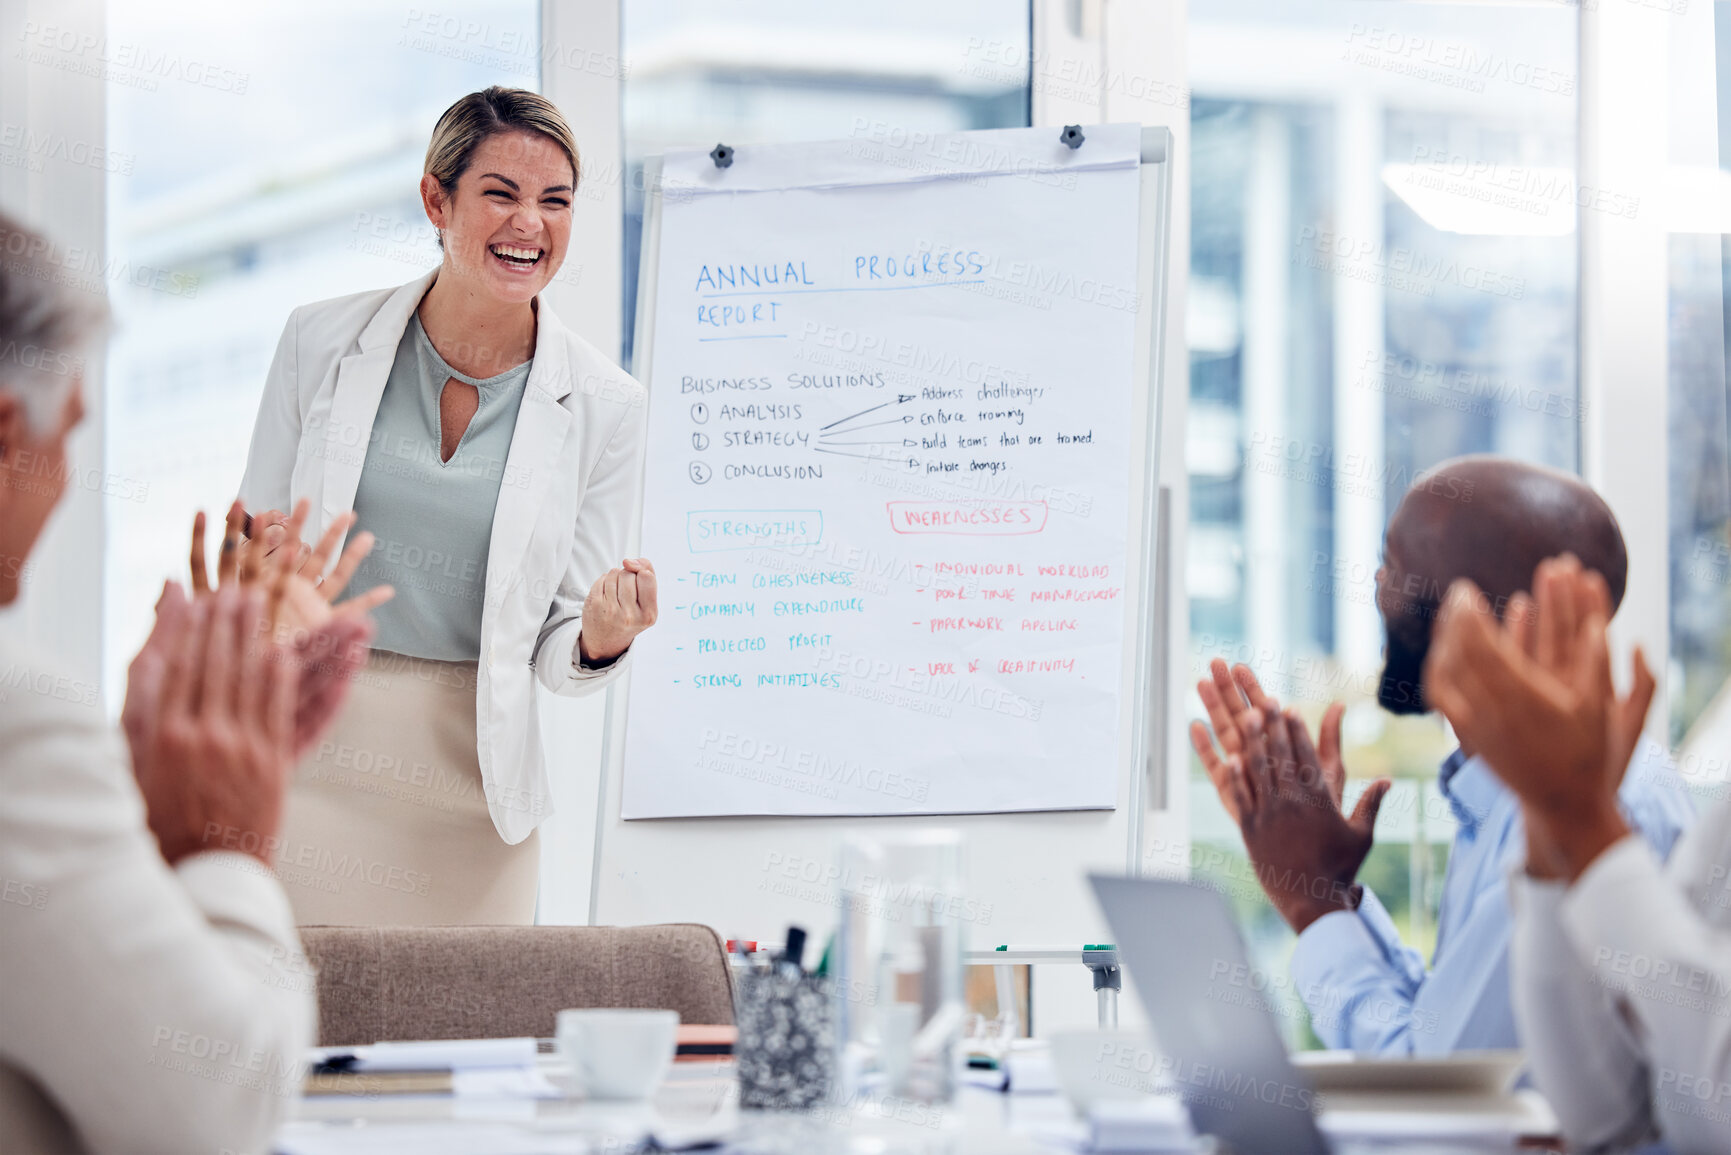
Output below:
[238,87,654,924]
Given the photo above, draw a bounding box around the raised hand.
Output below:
[188,498,393,638]
[1228,704,1391,933]
[122,585,297,866]
[1423,562,1642,882]
[1190,657,1347,821]
[578,557,658,665]
[126,582,374,815]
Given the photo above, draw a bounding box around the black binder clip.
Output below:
[1060,125,1085,149]
[710,143,735,169]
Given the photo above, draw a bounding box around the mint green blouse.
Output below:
[344,313,532,660]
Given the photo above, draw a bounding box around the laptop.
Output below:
[1088,874,1336,1155]
[1088,876,1530,1155]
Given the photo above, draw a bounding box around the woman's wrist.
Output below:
[576,631,624,669]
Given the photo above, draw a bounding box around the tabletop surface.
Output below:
[278,1057,1560,1155]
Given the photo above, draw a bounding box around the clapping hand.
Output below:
[121,583,369,865]
[189,498,393,639]
[1424,555,1648,881]
[1223,704,1392,933]
[184,498,386,760]
[1190,658,1348,822]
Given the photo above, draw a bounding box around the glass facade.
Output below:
[1187,0,1580,1044]
[1667,4,1731,754]
[101,0,541,697]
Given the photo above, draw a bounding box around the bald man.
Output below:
[1192,455,1695,1055]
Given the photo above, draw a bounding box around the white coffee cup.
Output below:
[555,1008,679,1100]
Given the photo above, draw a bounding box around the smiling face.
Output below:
[421,130,575,306]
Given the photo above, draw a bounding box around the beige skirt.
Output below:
[273,650,539,926]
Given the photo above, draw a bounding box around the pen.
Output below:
[776,926,807,978]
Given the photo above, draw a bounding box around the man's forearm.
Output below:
[1274,880,1362,935]
[1290,888,1427,1054]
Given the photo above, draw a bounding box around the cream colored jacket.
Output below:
[1511,798,1731,1154]
[238,271,646,843]
[0,627,313,1154]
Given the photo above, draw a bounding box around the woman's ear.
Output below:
[420,172,448,231]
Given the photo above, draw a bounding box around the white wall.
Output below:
[0,0,108,691]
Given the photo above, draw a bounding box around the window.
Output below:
[1667,4,1731,757]
[620,0,1032,367]
[101,0,541,696]
[1187,0,1579,1045]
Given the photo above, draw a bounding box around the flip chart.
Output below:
[621,125,1146,817]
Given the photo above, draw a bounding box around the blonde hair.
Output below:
[424,86,580,197]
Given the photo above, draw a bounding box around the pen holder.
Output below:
[734,968,836,1110]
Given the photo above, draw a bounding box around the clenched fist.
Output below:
[577,557,658,666]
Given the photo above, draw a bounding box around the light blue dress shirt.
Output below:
[1289,738,1696,1055]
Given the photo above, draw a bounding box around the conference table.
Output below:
[276,1053,1564,1154]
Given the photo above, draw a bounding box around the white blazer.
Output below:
[0,624,312,1155]
[239,270,645,844]
[1509,799,1731,1154]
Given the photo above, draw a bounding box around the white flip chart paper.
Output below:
[622,125,1145,818]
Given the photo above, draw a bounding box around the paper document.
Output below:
[309,1037,539,1072]
[452,1066,562,1099]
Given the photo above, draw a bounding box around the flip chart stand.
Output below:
[588,127,1178,1024]
[976,948,1121,1030]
